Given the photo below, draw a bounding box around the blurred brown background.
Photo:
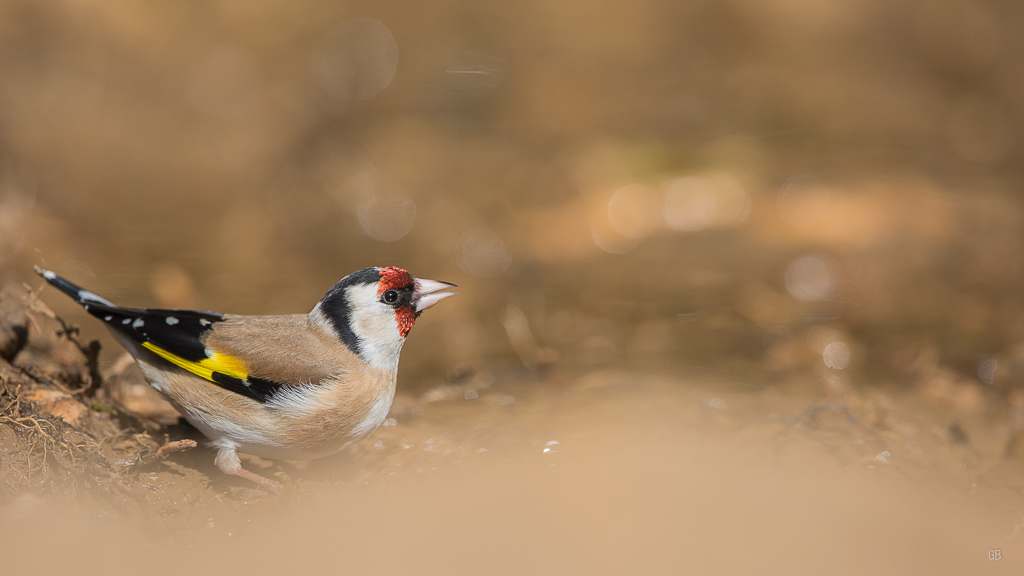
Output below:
[5,2,1024,573]
[1,0,1024,398]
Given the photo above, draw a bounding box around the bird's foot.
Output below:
[234,466,281,494]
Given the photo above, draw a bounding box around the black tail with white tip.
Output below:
[32,267,281,402]
[33,266,114,307]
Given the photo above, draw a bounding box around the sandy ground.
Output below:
[2,286,1023,575]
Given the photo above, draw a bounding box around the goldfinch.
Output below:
[33,265,456,491]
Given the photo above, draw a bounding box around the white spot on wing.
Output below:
[122,318,131,325]
[104,316,113,321]
[43,270,56,280]
[132,318,144,329]
[199,319,211,326]
[166,316,179,325]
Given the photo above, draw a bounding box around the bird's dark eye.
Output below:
[382,290,399,304]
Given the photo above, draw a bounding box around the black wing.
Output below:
[35,267,284,402]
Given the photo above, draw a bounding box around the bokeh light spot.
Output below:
[590,219,637,254]
[663,177,716,231]
[978,358,997,385]
[458,228,511,277]
[702,171,750,227]
[822,341,851,370]
[785,255,837,302]
[607,184,657,239]
[312,18,399,101]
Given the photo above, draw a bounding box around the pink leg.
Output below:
[214,443,281,493]
[233,467,281,493]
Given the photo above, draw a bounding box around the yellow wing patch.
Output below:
[141,342,249,384]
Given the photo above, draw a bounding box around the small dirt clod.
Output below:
[0,283,193,509]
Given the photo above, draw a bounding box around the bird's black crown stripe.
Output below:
[343,267,386,286]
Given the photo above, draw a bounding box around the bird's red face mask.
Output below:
[377,266,456,338]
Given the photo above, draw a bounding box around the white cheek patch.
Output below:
[345,284,407,369]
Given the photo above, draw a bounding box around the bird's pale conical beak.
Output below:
[413,278,457,312]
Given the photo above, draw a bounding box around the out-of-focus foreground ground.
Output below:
[2,1,1024,574]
